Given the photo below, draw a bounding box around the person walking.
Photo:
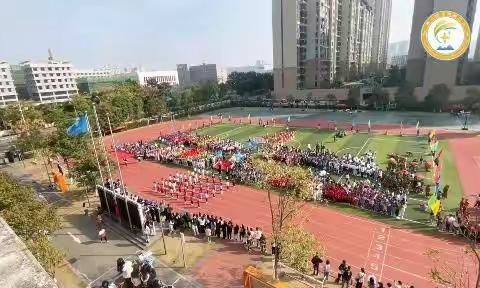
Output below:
[311,253,322,276]
[144,225,151,243]
[99,228,108,243]
[355,268,366,288]
[341,266,353,288]
[322,260,331,283]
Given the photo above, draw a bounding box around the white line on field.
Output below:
[217,126,244,137]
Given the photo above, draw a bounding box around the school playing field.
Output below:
[107,114,480,287]
[194,122,464,225]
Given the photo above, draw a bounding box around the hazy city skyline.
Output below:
[0,0,478,70]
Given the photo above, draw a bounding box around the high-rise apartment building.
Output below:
[0,62,19,107]
[338,0,375,81]
[21,51,78,103]
[273,0,390,98]
[371,0,392,72]
[406,0,477,88]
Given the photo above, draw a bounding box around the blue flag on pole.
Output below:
[67,114,90,136]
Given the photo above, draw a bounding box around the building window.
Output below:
[46,85,50,89]
[52,85,57,89]
[63,73,66,76]
[44,80,48,83]
[38,86,42,90]
[36,80,40,84]
[48,67,52,71]
[41,67,45,71]
[3,75,6,79]
[42,73,47,77]
[34,74,39,77]
[33,68,37,71]
[0,88,3,92]
[49,73,54,77]
[60,85,64,88]
[56,73,60,76]
[1,68,5,72]
[58,78,62,82]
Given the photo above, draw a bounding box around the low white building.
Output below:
[75,69,114,79]
[0,62,19,107]
[136,70,179,86]
[21,53,78,104]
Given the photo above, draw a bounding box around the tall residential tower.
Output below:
[406,0,477,88]
[273,0,391,99]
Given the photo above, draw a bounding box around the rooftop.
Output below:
[0,217,58,288]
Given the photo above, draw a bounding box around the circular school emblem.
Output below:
[421,10,471,61]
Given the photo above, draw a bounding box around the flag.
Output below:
[210,115,213,122]
[431,200,441,216]
[400,121,403,131]
[248,114,251,120]
[287,116,291,123]
[67,114,89,136]
[416,121,420,130]
[368,120,371,129]
[429,130,436,140]
[427,194,437,209]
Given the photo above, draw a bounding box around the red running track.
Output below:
[105,119,476,287]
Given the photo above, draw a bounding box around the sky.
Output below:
[0,0,477,70]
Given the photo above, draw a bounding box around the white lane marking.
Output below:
[379,227,391,281]
[68,232,82,244]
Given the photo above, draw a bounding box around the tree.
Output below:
[425,84,451,111]
[180,89,194,116]
[252,159,313,279]
[384,65,405,87]
[279,225,326,274]
[0,172,63,276]
[426,247,478,288]
[368,87,390,109]
[346,88,360,108]
[395,81,417,109]
[227,72,273,96]
[463,88,480,113]
[4,102,45,133]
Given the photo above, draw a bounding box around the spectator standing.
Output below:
[335,260,347,283]
[323,259,331,283]
[311,253,322,276]
[355,268,366,288]
[99,228,108,243]
[205,226,212,243]
[341,266,353,288]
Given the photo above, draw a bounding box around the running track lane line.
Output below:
[379,227,391,281]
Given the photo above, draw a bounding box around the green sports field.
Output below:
[194,123,463,227]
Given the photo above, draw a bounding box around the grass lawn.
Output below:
[193,123,463,225]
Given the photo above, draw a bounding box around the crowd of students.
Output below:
[310,255,415,288]
[113,129,423,224]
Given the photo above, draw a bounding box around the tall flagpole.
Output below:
[92,104,114,182]
[106,113,132,230]
[86,113,110,215]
